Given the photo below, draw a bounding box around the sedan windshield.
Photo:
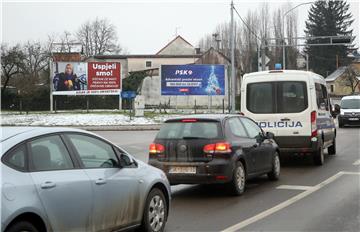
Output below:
[341,99,360,109]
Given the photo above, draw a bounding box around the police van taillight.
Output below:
[311,111,317,137]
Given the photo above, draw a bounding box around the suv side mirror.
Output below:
[266,132,275,140]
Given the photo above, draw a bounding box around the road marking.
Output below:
[352,159,360,166]
[221,172,348,232]
[276,185,314,191]
[341,171,360,175]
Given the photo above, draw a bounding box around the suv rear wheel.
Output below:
[229,161,246,196]
[268,152,280,180]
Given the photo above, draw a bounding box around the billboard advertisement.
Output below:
[161,64,225,96]
[52,62,121,95]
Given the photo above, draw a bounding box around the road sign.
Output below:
[121,91,136,99]
[258,55,270,66]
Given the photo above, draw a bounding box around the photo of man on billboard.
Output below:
[53,63,87,92]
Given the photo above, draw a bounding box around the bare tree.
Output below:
[1,44,25,95]
[271,8,284,66]
[341,65,360,94]
[284,2,299,69]
[259,3,271,41]
[21,41,50,79]
[77,18,122,57]
[239,10,259,73]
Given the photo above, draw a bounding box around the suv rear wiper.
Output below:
[182,136,207,139]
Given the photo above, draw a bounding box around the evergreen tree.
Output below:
[304,0,354,76]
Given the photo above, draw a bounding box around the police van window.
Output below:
[315,83,327,110]
[321,84,329,110]
[278,82,308,113]
[247,83,274,113]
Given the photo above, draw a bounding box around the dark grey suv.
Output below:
[148,114,280,195]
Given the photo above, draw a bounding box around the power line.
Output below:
[232,5,261,42]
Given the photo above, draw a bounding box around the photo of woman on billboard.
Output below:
[53,63,81,91]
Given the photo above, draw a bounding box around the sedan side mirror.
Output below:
[119,154,138,168]
[266,132,275,140]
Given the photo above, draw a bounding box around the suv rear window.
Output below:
[156,121,222,139]
[247,81,308,113]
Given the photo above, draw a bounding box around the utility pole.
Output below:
[230,0,236,113]
[306,53,309,71]
[212,33,221,51]
[282,2,313,70]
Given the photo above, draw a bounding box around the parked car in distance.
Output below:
[148,114,280,196]
[336,95,360,127]
[1,127,170,232]
[241,70,337,165]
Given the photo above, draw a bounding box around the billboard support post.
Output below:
[194,99,197,114]
[175,96,178,110]
[223,98,225,114]
[207,95,211,113]
[119,96,122,111]
[49,60,54,112]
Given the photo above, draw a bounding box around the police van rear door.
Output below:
[274,80,311,148]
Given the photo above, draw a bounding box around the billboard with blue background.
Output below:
[161,64,225,96]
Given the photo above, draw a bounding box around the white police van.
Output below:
[241,70,336,165]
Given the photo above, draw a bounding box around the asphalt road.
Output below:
[96,127,360,232]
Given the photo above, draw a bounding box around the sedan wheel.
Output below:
[141,188,167,232]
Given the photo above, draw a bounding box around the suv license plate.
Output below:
[169,166,196,174]
[349,118,359,121]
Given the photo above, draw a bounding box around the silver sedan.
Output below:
[1,127,171,232]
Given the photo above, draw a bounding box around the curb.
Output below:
[1,124,162,131]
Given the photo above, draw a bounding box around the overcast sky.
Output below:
[2,0,359,54]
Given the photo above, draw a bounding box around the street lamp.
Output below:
[282,2,313,69]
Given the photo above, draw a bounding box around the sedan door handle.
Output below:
[40,181,56,189]
[95,178,107,185]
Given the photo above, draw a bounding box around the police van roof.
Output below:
[243,70,324,81]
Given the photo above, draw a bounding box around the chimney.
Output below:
[195,48,201,55]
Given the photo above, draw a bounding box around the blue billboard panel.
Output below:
[161,64,225,96]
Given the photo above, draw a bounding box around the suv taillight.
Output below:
[311,111,317,137]
[203,142,231,154]
[149,143,165,155]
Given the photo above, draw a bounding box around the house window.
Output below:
[330,85,334,93]
[145,61,152,68]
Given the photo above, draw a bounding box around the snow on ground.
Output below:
[1,113,181,126]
